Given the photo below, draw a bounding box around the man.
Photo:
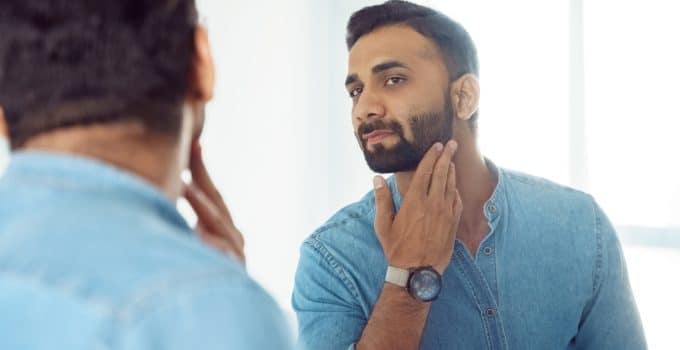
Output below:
[0,1,291,349]
[292,1,646,349]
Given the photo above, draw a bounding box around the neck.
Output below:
[21,122,184,200]
[394,134,497,242]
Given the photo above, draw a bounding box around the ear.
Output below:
[450,74,480,122]
[0,106,8,138]
[190,26,215,102]
[186,26,215,139]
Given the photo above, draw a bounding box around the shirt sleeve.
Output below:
[115,275,294,350]
[573,201,647,349]
[292,238,367,350]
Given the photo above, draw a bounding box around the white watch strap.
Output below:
[385,266,410,287]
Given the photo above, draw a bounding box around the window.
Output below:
[584,0,680,228]
[433,0,571,185]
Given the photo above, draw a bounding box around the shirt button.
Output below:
[483,246,494,255]
[488,204,497,213]
[485,308,496,317]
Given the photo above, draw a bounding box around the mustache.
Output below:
[357,120,403,137]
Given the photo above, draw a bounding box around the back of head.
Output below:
[0,0,198,149]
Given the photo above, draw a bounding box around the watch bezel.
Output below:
[406,266,442,302]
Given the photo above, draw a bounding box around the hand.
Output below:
[373,140,462,274]
[183,141,246,264]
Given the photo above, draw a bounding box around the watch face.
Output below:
[408,267,442,302]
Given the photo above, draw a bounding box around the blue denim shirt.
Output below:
[293,164,646,349]
[0,152,293,350]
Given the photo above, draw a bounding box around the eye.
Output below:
[349,86,363,98]
[385,76,406,86]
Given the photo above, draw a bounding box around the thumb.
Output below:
[373,176,394,238]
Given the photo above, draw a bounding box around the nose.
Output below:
[353,89,386,123]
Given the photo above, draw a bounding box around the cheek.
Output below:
[351,116,360,131]
[398,117,416,142]
[390,112,415,143]
[384,92,432,140]
[397,94,447,142]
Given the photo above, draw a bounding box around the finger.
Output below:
[184,182,227,234]
[200,233,245,264]
[198,223,245,263]
[225,225,245,248]
[189,141,232,220]
[453,191,463,221]
[373,176,394,239]
[185,183,244,256]
[408,142,444,198]
[445,162,458,200]
[446,192,463,248]
[200,230,244,258]
[429,140,457,198]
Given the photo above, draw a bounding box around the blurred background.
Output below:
[1,0,678,348]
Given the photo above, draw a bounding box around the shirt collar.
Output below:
[2,151,190,231]
[386,158,507,226]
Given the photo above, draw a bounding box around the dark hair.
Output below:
[0,0,198,149]
[346,0,480,130]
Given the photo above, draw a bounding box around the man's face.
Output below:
[346,25,454,173]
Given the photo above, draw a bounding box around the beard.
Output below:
[357,92,454,174]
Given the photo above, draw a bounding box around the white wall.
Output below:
[190,0,335,309]
[0,0,678,347]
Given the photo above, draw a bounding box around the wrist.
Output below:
[387,257,449,275]
[381,283,432,310]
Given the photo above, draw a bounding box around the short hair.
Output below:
[346,0,479,129]
[0,0,198,149]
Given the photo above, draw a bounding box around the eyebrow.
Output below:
[345,60,411,86]
[345,74,358,86]
[372,60,410,74]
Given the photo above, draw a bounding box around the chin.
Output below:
[365,157,419,174]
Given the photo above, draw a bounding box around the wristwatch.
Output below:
[385,265,442,302]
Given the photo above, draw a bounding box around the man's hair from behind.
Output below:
[346,0,480,130]
[0,0,198,149]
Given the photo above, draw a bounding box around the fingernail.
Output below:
[373,176,384,189]
[434,143,444,151]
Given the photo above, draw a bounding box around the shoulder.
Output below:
[295,189,386,305]
[108,221,291,347]
[307,190,378,250]
[111,265,292,349]
[501,168,598,222]
[496,168,612,260]
[502,168,592,202]
[498,167,615,270]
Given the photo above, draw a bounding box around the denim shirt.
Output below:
[0,152,293,350]
[293,164,646,350]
